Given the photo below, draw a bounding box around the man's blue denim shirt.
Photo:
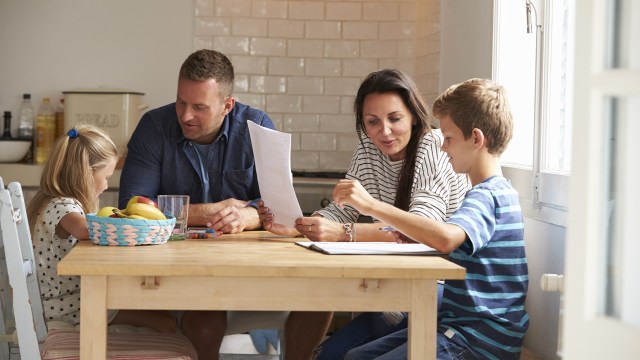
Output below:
[118,102,275,208]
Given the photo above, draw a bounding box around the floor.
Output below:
[220,355,280,360]
[520,347,545,360]
[5,325,544,360]
[220,334,281,360]
[5,340,545,360]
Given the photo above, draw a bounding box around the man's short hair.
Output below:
[179,49,235,99]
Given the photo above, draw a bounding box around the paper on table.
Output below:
[295,241,443,255]
[248,122,303,227]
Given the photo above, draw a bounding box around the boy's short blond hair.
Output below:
[433,78,513,155]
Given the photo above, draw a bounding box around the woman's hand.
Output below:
[294,216,349,242]
[257,200,300,236]
[332,179,378,216]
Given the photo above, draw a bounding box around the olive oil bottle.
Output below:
[35,97,56,164]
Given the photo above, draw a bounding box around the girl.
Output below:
[27,124,176,332]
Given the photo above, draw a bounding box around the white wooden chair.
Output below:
[0,176,13,360]
[0,181,197,359]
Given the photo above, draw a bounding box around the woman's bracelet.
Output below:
[352,223,357,242]
[343,223,355,242]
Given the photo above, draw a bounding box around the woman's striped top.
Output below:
[315,129,471,223]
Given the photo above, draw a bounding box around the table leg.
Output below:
[80,275,107,360]
[408,279,437,359]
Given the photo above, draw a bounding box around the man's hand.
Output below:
[208,205,254,233]
[221,198,251,209]
[188,199,261,233]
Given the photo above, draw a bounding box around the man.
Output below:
[119,49,331,360]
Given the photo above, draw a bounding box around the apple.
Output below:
[126,196,158,209]
[96,206,119,218]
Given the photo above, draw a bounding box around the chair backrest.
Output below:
[0,181,48,359]
[0,176,11,360]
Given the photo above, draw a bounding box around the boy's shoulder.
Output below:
[451,176,521,227]
[470,176,518,196]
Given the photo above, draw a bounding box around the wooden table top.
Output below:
[58,231,465,280]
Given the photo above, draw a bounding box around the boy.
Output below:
[332,78,529,359]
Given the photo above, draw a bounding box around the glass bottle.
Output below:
[55,97,65,138]
[2,111,12,139]
[35,97,56,164]
[17,93,35,163]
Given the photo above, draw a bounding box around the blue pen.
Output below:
[379,226,396,232]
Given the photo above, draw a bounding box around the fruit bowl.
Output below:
[0,140,31,163]
[86,214,176,246]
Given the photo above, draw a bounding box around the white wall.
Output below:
[439,0,494,91]
[1,0,440,173]
[0,0,193,137]
[192,0,440,171]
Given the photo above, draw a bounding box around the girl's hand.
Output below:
[257,200,300,236]
[332,179,378,215]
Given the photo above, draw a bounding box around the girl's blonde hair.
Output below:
[27,124,118,232]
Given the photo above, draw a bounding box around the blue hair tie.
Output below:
[67,128,79,139]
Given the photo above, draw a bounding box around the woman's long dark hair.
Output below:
[353,69,435,211]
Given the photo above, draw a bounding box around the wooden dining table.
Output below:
[57,231,465,359]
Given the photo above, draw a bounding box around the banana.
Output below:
[126,214,147,220]
[126,203,167,220]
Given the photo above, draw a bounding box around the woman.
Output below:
[259,69,471,359]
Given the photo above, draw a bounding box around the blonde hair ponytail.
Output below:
[27,125,118,233]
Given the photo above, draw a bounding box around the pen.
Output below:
[379,226,396,232]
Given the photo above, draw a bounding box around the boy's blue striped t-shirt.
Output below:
[439,176,529,360]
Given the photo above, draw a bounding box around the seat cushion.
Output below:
[41,329,197,360]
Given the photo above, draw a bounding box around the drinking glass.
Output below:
[157,195,190,239]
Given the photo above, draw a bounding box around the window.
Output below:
[495,0,575,223]
[493,0,536,169]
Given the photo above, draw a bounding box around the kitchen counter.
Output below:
[0,164,340,189]
[1,164,340,214]
[0,164,122,188]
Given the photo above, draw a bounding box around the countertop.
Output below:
[0,164,342,189]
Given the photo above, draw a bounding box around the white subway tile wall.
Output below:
[195,0,440,172]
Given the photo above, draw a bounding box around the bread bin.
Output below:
[63,88,147,157]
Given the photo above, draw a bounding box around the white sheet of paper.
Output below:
[295,241,442,255]
[248,121,303,227]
